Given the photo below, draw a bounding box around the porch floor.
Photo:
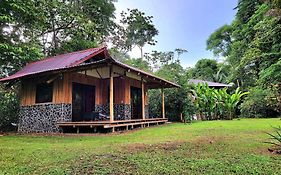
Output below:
[57,118,168,133]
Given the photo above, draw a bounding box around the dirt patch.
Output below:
[121,140,185,154]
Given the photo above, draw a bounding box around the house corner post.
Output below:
[141,78,145,120]
[109,65,114,122]
[161,88,165,119]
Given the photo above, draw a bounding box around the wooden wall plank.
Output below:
[20,71,150,107]
[21,79,35,106]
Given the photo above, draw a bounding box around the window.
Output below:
[35,83,53,103]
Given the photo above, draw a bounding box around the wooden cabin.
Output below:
[0,47,179,133]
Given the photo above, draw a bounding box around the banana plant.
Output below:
[224,87,249,119]
[190,83,249,120]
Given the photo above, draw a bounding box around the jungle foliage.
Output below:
[207,0,281,118]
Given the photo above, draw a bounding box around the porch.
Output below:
[58,118,168,133]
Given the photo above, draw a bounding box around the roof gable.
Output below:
[0,47,106,82]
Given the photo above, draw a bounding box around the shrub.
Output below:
[0,89,20,132]
[182,94,195,123]
[148,84,195,121]
[148,89,161,118]
[240,87,278,118]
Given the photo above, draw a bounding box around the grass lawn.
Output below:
[0,118,280,175]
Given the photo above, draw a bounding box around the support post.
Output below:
[161,88,165,119]
[141,79,145,120]
[109,66,114,123]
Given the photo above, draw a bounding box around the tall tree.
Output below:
[206,25,233,57]
[188,59,218,81]
[174,48,188,59]
[37,0,116,55]
[112,9,158,59]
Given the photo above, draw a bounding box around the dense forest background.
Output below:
[0,0,280,131]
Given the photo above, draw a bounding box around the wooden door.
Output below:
[72,83,95,121]
[130,86,142,119]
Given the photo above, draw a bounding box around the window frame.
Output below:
[35,82,54,104]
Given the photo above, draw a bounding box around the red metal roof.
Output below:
[0,46,180,88]
[0,47,106,82]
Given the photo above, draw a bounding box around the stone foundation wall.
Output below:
[95,104,109,115]
[18,103,72,133]
[95,104,131,120]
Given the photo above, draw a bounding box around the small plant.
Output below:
[266,126,281,154]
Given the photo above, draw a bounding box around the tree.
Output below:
[112,9,158,59]
[212,64,230,83]
[144,48,187,70]
[188,59,218,81]
[235,0,262,24]
[0,0,43,77]
[123,57,152,73]
[206,25,233,57]
[175,48,188,59]
[37,0,116,55]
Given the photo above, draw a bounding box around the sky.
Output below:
[114,0,238,68]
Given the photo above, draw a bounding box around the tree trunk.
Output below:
[139,46,143,59]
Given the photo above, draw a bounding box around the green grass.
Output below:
[0,118,280,174]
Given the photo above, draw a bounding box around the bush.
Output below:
[182,93,196,123]
[148,89,161,118]
[240,87,278,118]
[148,84,195,121]
[0,90,20,132]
